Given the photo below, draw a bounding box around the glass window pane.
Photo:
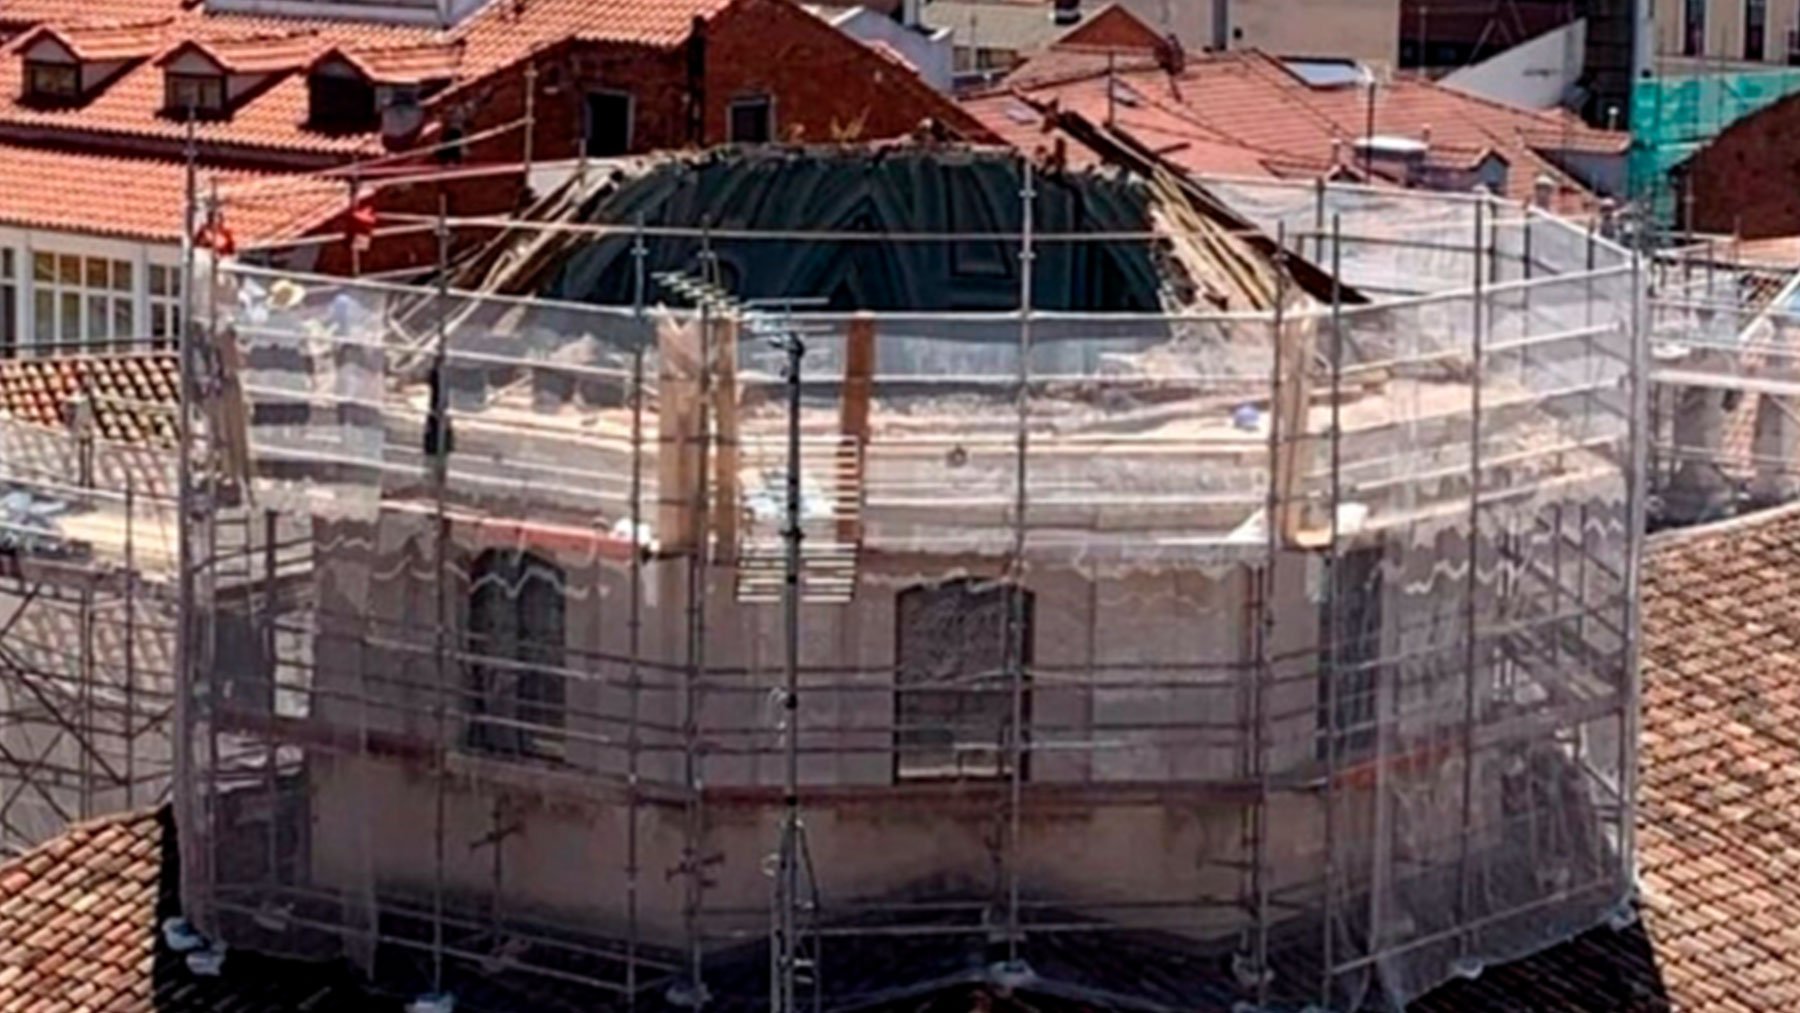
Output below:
[1,283,14,355]
[33,252,52,283]
[86,294,107,339]
[60,292,79,340]
[149,265,167,296]
[112,297,132,337]
[58,254,80,286]
[114,260,132,292]
[85,258,107,289]
[1,249,13,280]
[33,291,52,343]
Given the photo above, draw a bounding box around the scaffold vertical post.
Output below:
[1456,197,1488,956]
[1003,154,1036,974]
[1320,211,1345,1009]
[625,217,647,1009]
[428,194,454,997]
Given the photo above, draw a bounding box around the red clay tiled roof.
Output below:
[1628,505,1800,1010]
[0,0,736,158]
[157,32,322,75]
[318,39,465,85]
[0,806,388,1012]
[11,18,170,60]
[0,352,178,447]
[971,49,1624,208]
[0,139,327,242]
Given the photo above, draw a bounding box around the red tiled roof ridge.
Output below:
[7,17,177,59]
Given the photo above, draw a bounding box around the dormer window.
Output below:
[308,65,377,131]
[24,61,79,103]
[166,72,225,117]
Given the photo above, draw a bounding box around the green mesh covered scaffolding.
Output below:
[1631,67,1800,224]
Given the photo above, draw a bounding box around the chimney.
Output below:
[901,0,923,30]
[1052,0,1081,27]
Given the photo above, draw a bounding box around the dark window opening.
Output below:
[1684,0,1706,56]
[24,61,79,103]
[895,578,1032,781]
[0,249,15,359]
[1746,0,1768,61]
[466,549,567,762]
[728,95,773,144]
[584,91,633,158]
[166,72,225,118]
[1318,545,1383,764]
[309,73,377,131]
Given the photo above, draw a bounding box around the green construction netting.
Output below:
[1630,68,1800,223]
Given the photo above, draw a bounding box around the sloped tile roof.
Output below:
[971,49,1625,209]
[0,139,329,242]
[0,807,389,1012]
[1629,505,1800,1010]
[0,0,737,157]
[11,18,171,60]
[0,352,178,448]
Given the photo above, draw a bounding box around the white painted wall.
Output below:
[1442,18,1588,110]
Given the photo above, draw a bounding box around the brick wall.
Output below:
[442,0,987,166]
[1686,93,1800,239]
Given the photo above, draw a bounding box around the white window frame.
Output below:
[1,229,168,356]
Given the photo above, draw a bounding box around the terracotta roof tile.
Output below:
[0,352,177,447]
[0,139,328,242]
[9,18,171,61]
[156,32,322,75]
[972,49,1624,209]
[0,807,386,1012]
[0,0,735,157]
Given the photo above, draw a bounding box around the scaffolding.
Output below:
[4,151,1644,1012]
[0,369,181,850]
[1644,235,1800,525]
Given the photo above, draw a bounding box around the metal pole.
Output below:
[1620,220,1648,883]
[626,219,647,1009]
[1004,156,1035,972]
[681,231,717,1009]
[429,196,453,996]
[123,478,135,809]
[776,317,805,1013]
[1455,198,1487,955]
[1253,223,1288,1009]
[172,107,199,925]
[1319,211,1344,1008]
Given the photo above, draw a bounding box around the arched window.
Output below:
[466,549,566,761]
[894,578,1032,781]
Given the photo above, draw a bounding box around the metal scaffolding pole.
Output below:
[1003,155,1036,974]
[1455,198,1488,957]
[1320,211,1345,1009]
[428,197,455,997]
[774,311,806,1013]
[680,232,718,1009]
[625,219,647,1009]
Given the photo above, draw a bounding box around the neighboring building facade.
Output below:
[1654,0,1800,65]
[0,0,988,360]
